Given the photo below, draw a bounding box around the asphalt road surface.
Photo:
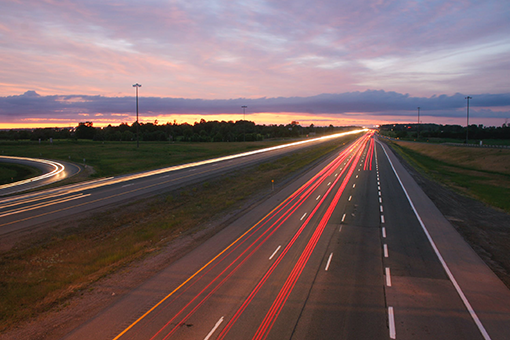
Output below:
[58,132,510,340]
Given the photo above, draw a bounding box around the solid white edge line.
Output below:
[385,267,392,287]
[325,252,333,271]
[388,307,396,339]
[204,316,224,340]
[378,140,492,340]
[269,245,282,260]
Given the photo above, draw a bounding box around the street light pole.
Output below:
[241,105,247,142]
[417,107,420,139]
[465,96,472,144]
[133,83,142,148]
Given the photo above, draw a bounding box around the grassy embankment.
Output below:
[0,135,357,332]
[0,163,41,185]
[389,141,510,212]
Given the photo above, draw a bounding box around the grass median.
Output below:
[0,135,357,333]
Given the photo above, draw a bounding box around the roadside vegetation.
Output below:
[389,141,510,212]
[379,122,510,145]
[0,134,357,333]
[0,163,41,185]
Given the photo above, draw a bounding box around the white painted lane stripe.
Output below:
[204,316,224,340]
[380,205,384,212]
[161,175,169,178]
[339,225,343,232]
[356,175,359,178]
[382,227,386,238]
[316,195,321,200]
[384,244,389,257]
[122,183,134,188]
[378,141,492,340]
[388,307,396,339]
[386,267,392,286]
[328,182,331,186]
[381,215,385,223]
[269,245,281,260]
[348,195,352,201]
[300,212,307,221]
[341,213,346,222]
[352,184,356,188]
[379,197,382,203]
[325,252,333,271]
[379,191,382,196]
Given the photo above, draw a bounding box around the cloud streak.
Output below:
[1,90,509,126]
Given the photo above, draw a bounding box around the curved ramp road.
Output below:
[61,133,510,340]
[0,156,80,196]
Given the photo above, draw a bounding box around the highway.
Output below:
[58,132,510,340]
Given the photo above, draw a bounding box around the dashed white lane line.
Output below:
[388,307,396,339]
[352,184,356,188]
[122,183,134,188]
[269,245,282,260]
[348,195,352,201]
[327,182,331,186]
[325,252,333,271]
[385,267,392,286]
[378,191,382,196]
[300,212,307,221]
[339,225,343,232]
[379,197,382,203]
[381,215,385,223]
[380,205,384,212]
[384,244,389,258]
[341,213,346,222]
[382,227,387,238]
[204,316,224,340]
[161,175,169,178]
[316,195,321,200]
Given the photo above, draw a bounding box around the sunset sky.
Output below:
[1,0,509,128]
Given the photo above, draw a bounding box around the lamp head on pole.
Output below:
[133,83,142,88]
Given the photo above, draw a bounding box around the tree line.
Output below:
[379,123,510,140]
[0,119,354,142]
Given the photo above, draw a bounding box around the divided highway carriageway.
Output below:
[4,131,510,339]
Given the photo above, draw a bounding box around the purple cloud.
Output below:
[1,90,509,125]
